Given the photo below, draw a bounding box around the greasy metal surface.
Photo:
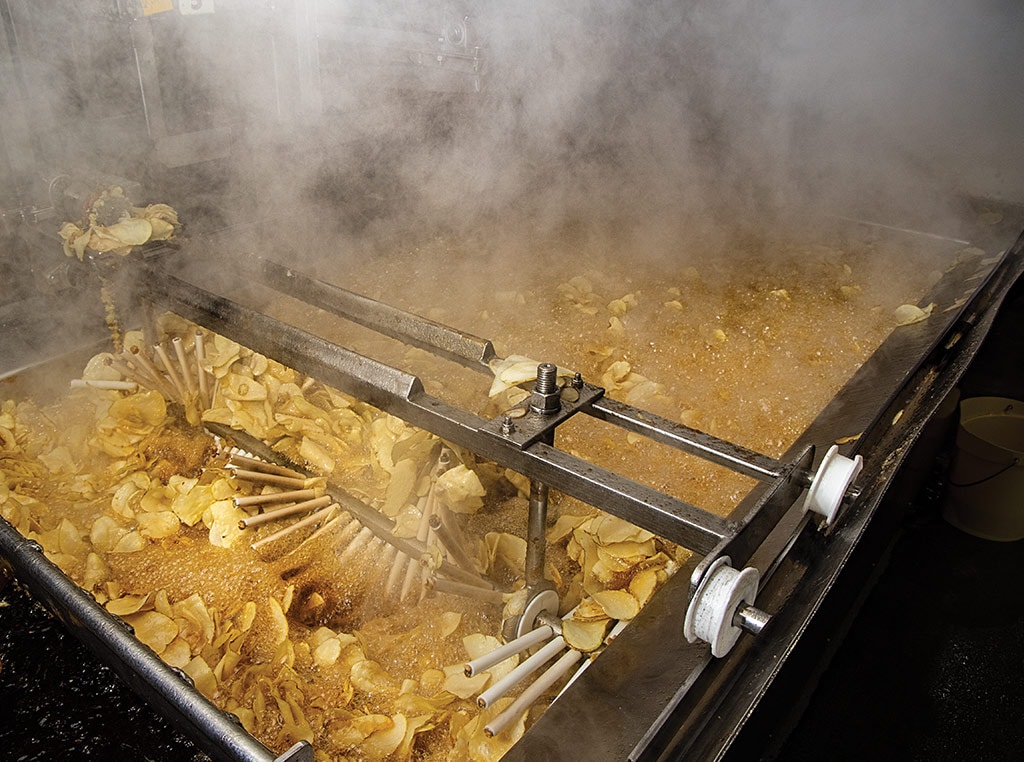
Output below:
[477,380,604,450]
[256,257,498,371]
[139,261,733,553]
[0,516,296,762]
[590,398,787,482]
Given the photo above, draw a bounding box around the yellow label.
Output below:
[141,0,174,15]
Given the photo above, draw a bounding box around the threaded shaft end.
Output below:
[534,362,557,394]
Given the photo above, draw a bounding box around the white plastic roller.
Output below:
[683,557,761,658]
[803,444,863,526]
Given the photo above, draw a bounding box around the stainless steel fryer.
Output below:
[2,221,1022,761]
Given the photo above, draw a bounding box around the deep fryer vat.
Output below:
[2,224,1022,761]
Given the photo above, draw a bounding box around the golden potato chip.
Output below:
[89,518,125,553]
[332,714,394,748]
[183,655,217,698]
[162,637,192,668]
[440,611,462,639]
[591,589,640,621]
[548,512,593,544]
[419,668,446,696]
[562,618,610,652]
[574,597,610,622]
[176,593,216,644]
[629,568,659,608]
[137,510,180,539]
[56,518,88,559]
[106,593,152,616]
[82,552,110,590]
[396,713,435,759]
[589,514,655,545]
[110,530,145,553]
[362,713,407,760]
[435,464,486,514]
[314,637,342,668]
[382,458,417,517]
[442,664,489,699]
[351,659,397,697]
[126,610,179,653]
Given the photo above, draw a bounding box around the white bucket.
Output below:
[943,397,1024,541]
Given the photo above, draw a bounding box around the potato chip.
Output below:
[442,664,489,699]
[176,593,216,644]
[351,659,397,697]
[361,713,406,760]
[126,610,179,653]
[137,510,180,539]
[629,568,659,608]
[440,611,462,639]
[106,593,152,616]
[162,637,193,668]
[183,655,217,699]
[110,530,145,553]
[562,618,610,652]
[591,589,640,621]
[332,714,394,749]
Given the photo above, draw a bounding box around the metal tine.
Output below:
[121,345,178,399]
[103,354,152,391]
[250,504,338,550]
[477,634,568,710]
[468,613,633,735]
[234,488,318,509]
[483,648,583,738]
[231,469,310,490]
[238,495,333,530]
[386,448,459,604]
[385,544,411,598]
[400,490,434,602]
[152,342,186,401]
[218,430,497,601]
[465,624,556,678]
[429,508,481,579]
[338,526,376,565]
[278,511,357,558]
[193,330,212,409]
[228,453,306,480]
[424,576,504,605]
[172,337,196,397]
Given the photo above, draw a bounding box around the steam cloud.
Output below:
[3,0,1023,258]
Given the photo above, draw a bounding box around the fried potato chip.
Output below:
[126,610,179,653]
[591,589,640,621]
[361,713,407,760]
[137,510,180,539]
[106,593,152,616]
[562,618,610,652]
[442,664,489,699]
[629,568,659,608]
[351,659,398,697]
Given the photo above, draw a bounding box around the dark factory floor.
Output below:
[773,499,1024,762]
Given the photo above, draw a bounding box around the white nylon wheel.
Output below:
[684,557,760,658]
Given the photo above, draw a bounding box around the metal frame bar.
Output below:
[139,261,736,554]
